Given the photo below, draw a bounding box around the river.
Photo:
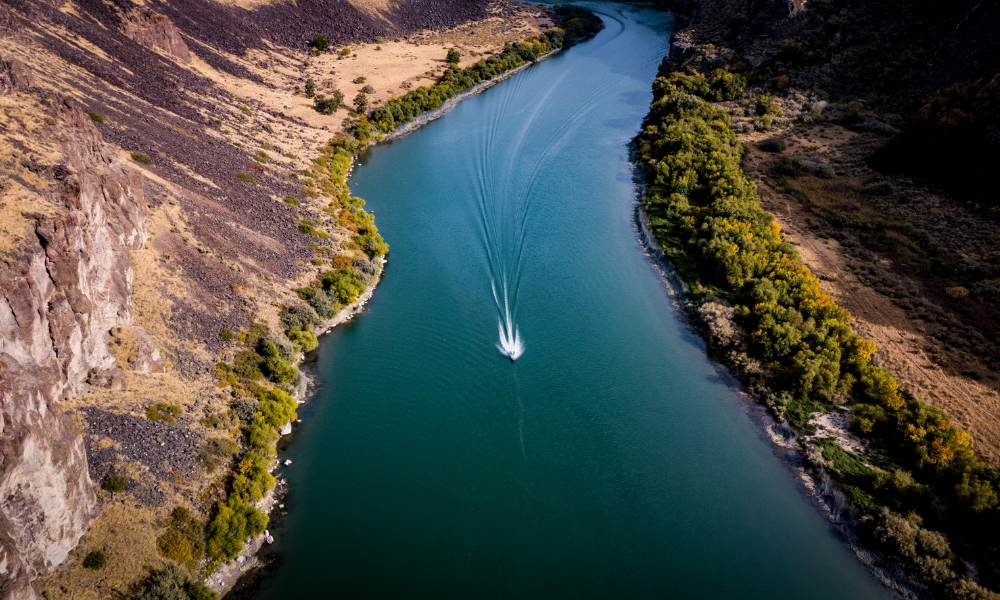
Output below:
[246,4,891,599]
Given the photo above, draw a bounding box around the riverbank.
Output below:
[632,62,1000,598]
[630,160,925,599]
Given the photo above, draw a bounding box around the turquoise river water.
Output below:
[248,4,892,598]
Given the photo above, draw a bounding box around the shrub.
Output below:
[147,403,182,425]
[350,118,371,142]
[130,563,218,600]
[205,496,267,561]
[446,48,460,64]
[298,221,328,238]
[340,48,351,56]
[306,288,341,319]
[262,332,296,361]
[354,77,366,84]
[759,138,787,152]
[232,396,259,423]
[156,527,193,562]
[754,95,782,116]
[971,279,1000,305]
[284,196,301,207]
[82,550,107,569]
[262,354,297,384]
[196,437,239,472]
[310,34,329,53]
[220,329,235,342]
[88,111,104,124]
[320,268,366,304]
[101,473,127,493]
[304,78,315,98]
[200,410,238,431]
[286,326,319,353]
[361,84,376,94]
[236,172,257,185]
[131,152,152,165]
[254,151,270,164]
[313,91,344,115]
[280,304,321,331]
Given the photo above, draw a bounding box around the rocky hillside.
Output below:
[0,0,548,597]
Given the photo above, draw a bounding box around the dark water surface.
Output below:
[249,4,890,598]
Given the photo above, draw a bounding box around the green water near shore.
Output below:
[248,4,891,598]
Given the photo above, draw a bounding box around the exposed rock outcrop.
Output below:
[0,92,149,598]
[120,10,191,63]
[0,57,32,95]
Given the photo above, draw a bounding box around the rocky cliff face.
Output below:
[0,72,149,597]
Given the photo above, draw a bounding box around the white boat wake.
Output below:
[493,276,523,360]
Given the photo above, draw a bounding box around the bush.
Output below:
[306,288,341,319]
[313,91,344,115]
[220,329,235,342]
[971,279,1000,305]
[361,84,376,94]
[320,268,366,304]
[156,527,194,562]
[286,326,319,353]
[88,111,104,124]
[101,473,127,493]
[131,152,152,165]
[759,138,787,152]
[205,496,267,561]
[147,403,182,425]
[280,304,321,331]
[196,437,239,472]
[310,34,329,53]
[304,78,315,98]
[446,48,460,64]
[339,48,351,56]
[130,563,218,600]
[298,221,328,238]
[354,77,366,84]
[232,396,259,423]
[236,172,257,185]
[82,550,107,569]
[283,196,301,207]
[254,151,270,164]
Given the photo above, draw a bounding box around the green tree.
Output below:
[304,78,315,98]
[353,92,368,114]
[313,90,344,115]
[446,47,460,64]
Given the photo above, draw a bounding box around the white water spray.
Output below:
[493,275,523,360]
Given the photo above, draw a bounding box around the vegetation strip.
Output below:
[636,72,1000,598]
[370,6,603,134]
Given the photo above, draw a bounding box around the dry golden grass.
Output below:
[34,503,165,600]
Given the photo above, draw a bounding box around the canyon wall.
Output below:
[0,71,149,597]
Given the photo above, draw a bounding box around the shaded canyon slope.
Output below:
[0,0,522,596]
